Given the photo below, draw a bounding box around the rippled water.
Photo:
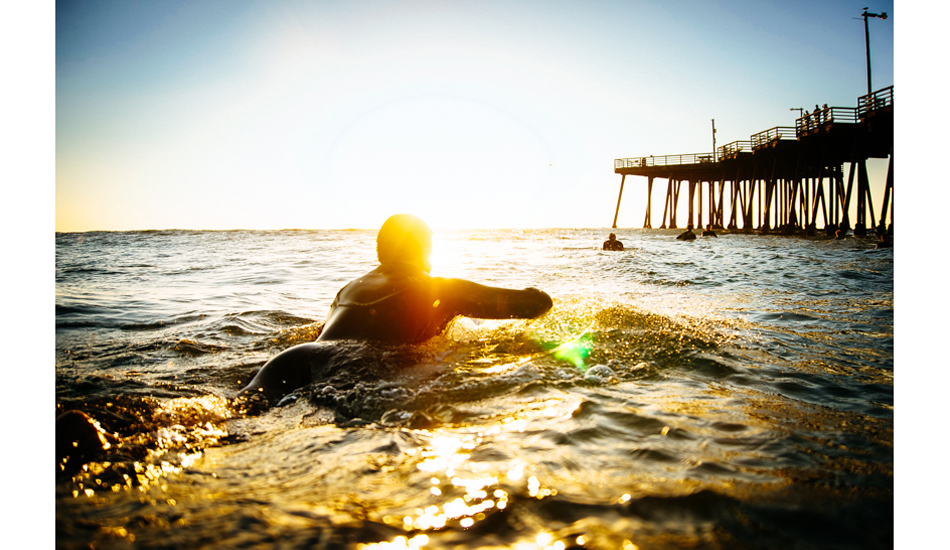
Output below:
[54,228,893,549]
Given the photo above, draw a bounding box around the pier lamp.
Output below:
[711,119,716,162]
[861,8,888,95]
[790,107,804,118]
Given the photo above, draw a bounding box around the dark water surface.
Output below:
[54,228,893,549]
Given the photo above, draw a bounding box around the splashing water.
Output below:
[55,228,892,549]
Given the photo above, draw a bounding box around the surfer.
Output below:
[239,214,553,402]
[702,224,717,237]
[676,225,696,241]
[602,233,624,251]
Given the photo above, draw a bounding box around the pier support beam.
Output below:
[660,177,672,229]
[879,151,893,230]
[717,179,726,229]
[728,179,740,230]
[611,174,626,229]
[662,177,683,229]
[811,170,829,231]
[643,176,654,228]
[671,178,682,228]
[762,179,774,231]
[855,160,870,236]
[749,164,760,232]
[840,161,856,232]
[697,181,703,229]
[864,167,877,233]
[687,180,696,228]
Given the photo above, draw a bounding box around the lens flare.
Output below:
[542,332,594,372]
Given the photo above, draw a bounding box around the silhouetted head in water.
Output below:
[603,233,624,251]
[376,213,433,273]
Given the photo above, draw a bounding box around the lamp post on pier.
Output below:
[711,119,716,162]
[861,7,888,95]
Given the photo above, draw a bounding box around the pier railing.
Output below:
[858,85,893,116]
[718,140,753,159]
[751,127,796,149]
[615,86,893,173]
[795,107,859,135]
[614,152,717,170]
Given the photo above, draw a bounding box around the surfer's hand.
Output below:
[522,287,553,316]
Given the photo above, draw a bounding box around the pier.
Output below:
[612,86,893,236]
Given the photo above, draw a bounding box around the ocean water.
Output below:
[54,228,893,549]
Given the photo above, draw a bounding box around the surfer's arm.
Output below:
[439,278,553,320]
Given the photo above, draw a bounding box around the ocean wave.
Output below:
[56,303,108,316]
[172,339,229,356]
[218,304,739,426]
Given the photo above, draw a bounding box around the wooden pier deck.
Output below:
[612,86,893,236]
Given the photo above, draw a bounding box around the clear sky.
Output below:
[51,0,895,232]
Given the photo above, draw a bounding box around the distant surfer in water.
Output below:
[676,225,696,241]
[602,233,624,251]
[875,232,892,249]
[239,214,553,402]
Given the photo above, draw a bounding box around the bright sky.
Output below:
[49,0,895,232]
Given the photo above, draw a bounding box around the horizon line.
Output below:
[55,225,631,234]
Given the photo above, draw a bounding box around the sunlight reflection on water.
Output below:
[55,229,892,549]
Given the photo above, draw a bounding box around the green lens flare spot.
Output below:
[547,333,593,372]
